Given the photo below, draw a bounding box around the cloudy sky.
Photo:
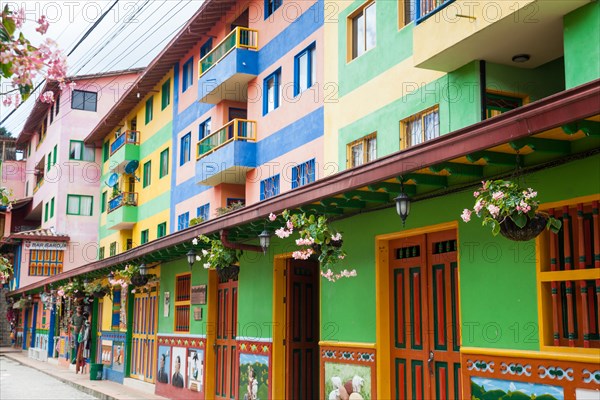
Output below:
[0,0,205,136]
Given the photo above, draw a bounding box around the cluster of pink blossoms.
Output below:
[320,269,358,282]
[275,220,294,239]
[292,248,314,260]
[108,278,129,288]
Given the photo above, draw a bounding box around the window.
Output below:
[351,1,376,60]
[260,174,280,200]
[111,289,122,329]
[102,141,109,163]
[197,204,210,222]
[174,274,191,332]
[199,118,211,140]
[145,96,154,124]
[141,229,149,244]
[264,0,282,18]
[486,91,524,118]
[538,200,600,351]
[47,152,52,172]
[178,212,190,231]
[109,242,117,257]
[71,90,97,111]
[99,247,105,260]
[401,106,439,149]
[66,195,93,216]
[50,197,54,218]
[347,133,377,168]
[50,104,54,124]
[182,57,194,92]
[69,140,95,161]
[55,93,60,116]
[160,148,169,178]
[52,145,57,167]
[399,0,415,27]
[180,133,191,165]
[161,79,171,110]
[126,239,133,250]
[292,159,316,189]
[294,43,316,96]
[157,222,167,238]
[200,38,212,58]
[101,191,107,213]
[263,69,281,115]
[143,161,152,188]
[28,250,64,276]
[44,202,49,222]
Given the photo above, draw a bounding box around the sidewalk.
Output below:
[0,347,167,400]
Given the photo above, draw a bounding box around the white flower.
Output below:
[201,249,209,256]
[192,238,198,245]
[268,213,277,222]
[195,255,202,261]
[203,263,211,269]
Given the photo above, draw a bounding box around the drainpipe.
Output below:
[480,60,487,121]
[220,230,263,253]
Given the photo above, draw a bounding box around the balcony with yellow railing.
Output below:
[195,119,257,186]
[197,27,259,104]
[106,191,138,230]
[109,130,140,172]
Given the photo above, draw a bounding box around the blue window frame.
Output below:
[199,118,211,140]
[178,212,190,231]
[260,174,280,200]
[182,57,194,92]
[264,0,282,19]
[200,38,212,58]
[197,204,210,222]
[294,43,316,96]
[263,69,281,115]
[292,159,316,189]
[180,133,191,166]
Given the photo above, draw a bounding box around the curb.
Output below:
[1,353,118,400]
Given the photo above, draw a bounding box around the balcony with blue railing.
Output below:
[106,192,138,230]
[415,0,455,24]
[198,27,259,104]
[196,119,257,186]
[109,130,140,171]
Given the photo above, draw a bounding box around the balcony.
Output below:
[197,27,259,104]
[413,0,589,72]
[109,130,140,172]
[106,192,138,230]
[196,119,257,186]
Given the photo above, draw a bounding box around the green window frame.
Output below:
[52,145,57,166]
[44,202,49,222]
[141,229,149,244]
[99,247,105,260]
[69,140,95,161]
[47,152,52,171]
[102,141,109,163]
[161,79,171,110]
[109,242,117,257]
[145,96,154,124]
[101,191,107,213]
[50,197,55,218]
[159,148,169,178]
[157,222,167,238]
[143,161,152,188]
[66,194,94,216]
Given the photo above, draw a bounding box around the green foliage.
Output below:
[215,201,245,216]
[83,278,111,297]
[0,187,12,206]
[193,234,240,270]
[189,216,204,226]
[0,127,12,137]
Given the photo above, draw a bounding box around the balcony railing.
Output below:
[416,0,455,23]
[198,27,259,77]
[107,192,138,213]
[196,119,256,160]
[110,130,139,156]
[33,178,44,194]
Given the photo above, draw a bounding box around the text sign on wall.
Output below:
[191,285,206,305]
[24,241,68,250]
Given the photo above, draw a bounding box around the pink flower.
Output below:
[474,199,485,213]
[68,81,77,90]
[292,248,313,260]
[338,254,345,260]
[286,220,294,230]
[131,289,136,293]
[268,213,277,222]
[275,227,292,239]
[295,237,314,246]
[57,289,64,297]
[36,15,49,34]
[482,181,490,190]
[487,204,500,218]
[331,233,342,241]
[461,209,472,222]
[2,95,13,107]
[473,191,480,197]
[492,191,504,201]
[13,8,26,29]
[40,91,54,103]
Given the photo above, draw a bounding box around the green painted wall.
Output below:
[338,0,413,97]
[564,1,600,89]
[321,154,600,350]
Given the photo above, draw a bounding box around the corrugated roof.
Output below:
[84,0,237,145]
[9,227,70,241]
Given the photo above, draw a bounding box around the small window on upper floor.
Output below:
[199,118,211,140]
[182,57,194,92]
[294,43,316,96]
[161,79,171,110]
[347,133,377,168]
[157,222,167,238]
[400,106,439,150]
[260,174,280,200]
[69,140,95,162]
[263,69,281,115]
[292,159,316,189]
[145,96,154,124]
[178,212,190,231]
[197,204,210,222]
[200,38,212,58]
[486,91,525,119]
[159,148,169,178]
[143,161,152,188]
[71,90,97,112]
[180,133,191,166]
[350,1,376,60]
[399,0,415,28]
[141,229,149,244]
[264,0,283,19]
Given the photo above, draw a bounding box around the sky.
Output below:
[0,0,206,136]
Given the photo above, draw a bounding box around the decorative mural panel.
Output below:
[155,335,206,400]
[237,340,272,400]
[461,352,600,400]
[321,346,376,400]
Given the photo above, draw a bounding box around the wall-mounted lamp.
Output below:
[139,264,148,276]
[258,230,271,254]
[187,250,197,269]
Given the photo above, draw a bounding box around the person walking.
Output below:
[75,311,91,374]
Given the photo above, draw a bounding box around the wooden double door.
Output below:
[390,230,462,400]
[130,286,158,383]
[215,276,239,400]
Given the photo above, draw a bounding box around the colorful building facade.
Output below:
[7,1,600,400]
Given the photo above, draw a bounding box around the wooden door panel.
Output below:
[131,287,158,383]
[216,278,238,400]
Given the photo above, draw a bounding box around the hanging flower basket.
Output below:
[216,265,240,281]
[130,274,149,287]
[92,290,107,299]
[499,213,548,241]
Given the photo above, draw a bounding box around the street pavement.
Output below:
[0,355,98,399]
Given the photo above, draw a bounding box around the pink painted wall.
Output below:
[1,160,26,200]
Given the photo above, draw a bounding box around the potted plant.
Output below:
[192,234,241,280]
[58,279,85,299]
[83,279,111,298]
[110,264,149,288]
[461,180,562,241]
[272,211,356,282]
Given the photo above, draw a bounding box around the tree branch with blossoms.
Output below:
[270,211,357,282]
[1,5,72,107]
